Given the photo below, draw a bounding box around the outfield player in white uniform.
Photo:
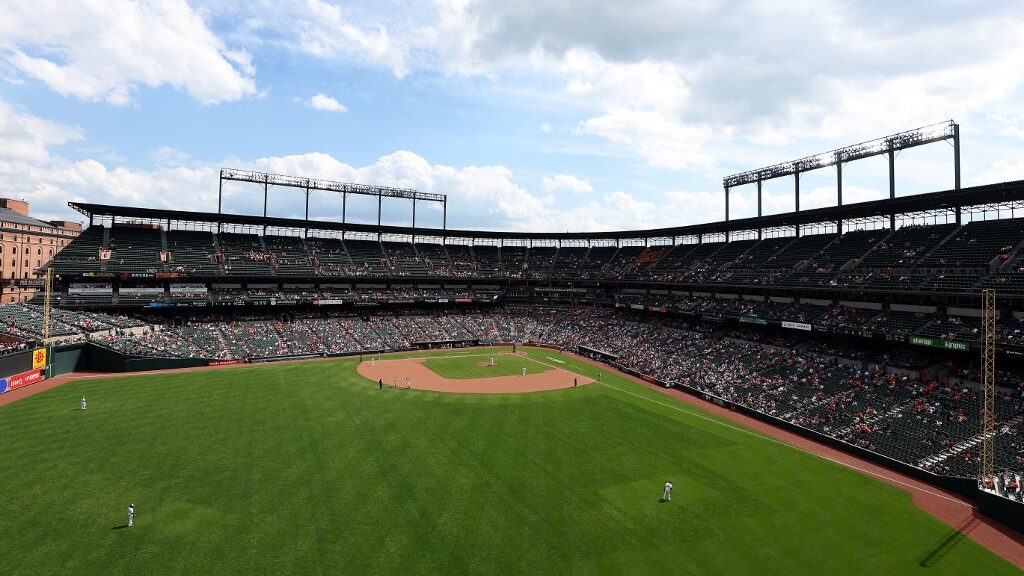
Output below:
[489,357,495,366]
[662,481,673,501]
[521,367,526,376]
[127,503,135,527]
[81,396,87,410]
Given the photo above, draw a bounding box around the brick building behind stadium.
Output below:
[0,198,81,303]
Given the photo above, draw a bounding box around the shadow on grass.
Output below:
[918,514,980,567]
[112,524,129,530]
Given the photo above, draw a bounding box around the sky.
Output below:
[0,0,1023,233]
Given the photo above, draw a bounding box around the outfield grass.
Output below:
[0,347,1019,575]
[421,352,547,379]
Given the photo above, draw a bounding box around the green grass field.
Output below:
[0,347,1018,575]
[421,352,547,379]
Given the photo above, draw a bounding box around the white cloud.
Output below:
[260,0,409,78]
[152,146,191,167]
[0,0,257,105]
[0,99,702,233]
[540,122,552,133]
[541,174,592,195]
[305,93,348,113]
[0,101,82,165]
[577,108,714,171]
[416,1,1024,175]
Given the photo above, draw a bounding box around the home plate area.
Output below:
[356,352,592,394]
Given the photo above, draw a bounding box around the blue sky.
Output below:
[0,0,1023,232]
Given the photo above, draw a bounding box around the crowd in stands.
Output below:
[46,217,1024,294]
[6,293,1024,498]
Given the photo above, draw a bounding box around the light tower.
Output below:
[979,289,996,488]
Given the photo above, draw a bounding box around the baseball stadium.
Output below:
[2,118,1024,575]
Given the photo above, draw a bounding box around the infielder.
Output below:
[662,481,673,502]
[489,357,495,366]
[392,377,398,388]
[405,377,411,389]
[81,396,87,410]
[127,503,135,527]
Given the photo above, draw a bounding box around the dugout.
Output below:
[577,345,617,363]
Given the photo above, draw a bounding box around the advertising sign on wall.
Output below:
[781,321,812,331]
[0,368,45,394]
[907,335,971,352]
[31,348,46,369]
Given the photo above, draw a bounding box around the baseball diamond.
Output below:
[0,347,1021,574]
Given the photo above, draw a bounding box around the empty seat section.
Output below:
[265,235,315,277]
[920,217,1024,267]
[306,237,350,276]
[107,226,165,273]
[526,247,557,278]
[344,240,388,275]
[415,243,453,275]
[859,223,957,267]
[382,242,429,276]
[219,233,274,276]
[470,245,498,277]
[167,230,219,275]
[50,226,105,275]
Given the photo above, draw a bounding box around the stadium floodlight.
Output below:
[722,121,960,230]
[218,168,449,235]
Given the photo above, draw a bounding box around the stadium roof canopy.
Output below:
[70,179,1024,241]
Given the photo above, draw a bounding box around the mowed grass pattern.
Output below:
[0,348,1019,575]
[422,353,547,379]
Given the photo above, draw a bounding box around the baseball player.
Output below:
[406,377,411,389]
[81,396,87,410]
[573,378,577,388]
[489,357,495,366]
[392,377,398,388]
[378,378,383,390]
[521,367,526,376]
[127,503,135,527]
[662,481,673,502]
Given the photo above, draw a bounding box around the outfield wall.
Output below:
[978,490,1024,534]
[50,343,209,374]
[0,348,49,395]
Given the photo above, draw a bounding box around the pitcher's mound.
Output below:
[357,357,591,394]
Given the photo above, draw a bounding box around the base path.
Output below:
[356,354,593,394]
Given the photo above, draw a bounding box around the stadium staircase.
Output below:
[376,240,388,270]
[100,227,111,272]
[997,238,1024,271]
[791,234,841,272]
[832,397,919,437]
[849,228,897,267]
[914,224,964,264]
[918,413,1024,469]
[212,232,225,275]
